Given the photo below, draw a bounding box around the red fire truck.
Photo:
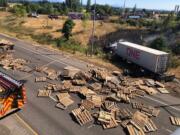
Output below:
[0,71,26,118]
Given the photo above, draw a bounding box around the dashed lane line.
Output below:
[145,96,180,112]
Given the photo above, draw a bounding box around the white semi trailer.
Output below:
[115,41,169,74]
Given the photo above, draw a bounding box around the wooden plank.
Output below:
[71,107,93,126]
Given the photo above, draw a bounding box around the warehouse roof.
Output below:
[118,41,169,55]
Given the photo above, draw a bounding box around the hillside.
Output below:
[0,11,179,78]
[0,12,147,45]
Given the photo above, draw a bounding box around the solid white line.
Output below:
[145,96,180,112]
[15,114,38,135]
[16,44,69,66]
[19,60,57,80]
[166,129,173,133]
[41,60,57,68]
[20,74,33,80]
[49,95,58,102]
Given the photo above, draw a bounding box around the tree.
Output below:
[172,42,180,55]
[132,4,136,14]
[86,0,91,12]
[62,19,75,40]
[162,12,175,30]
[65,0,80,11]
[0,0,8,7]
[82,12,90,31]
[14,5,27,18]
[62,2,68,15]
[150,37,168,52]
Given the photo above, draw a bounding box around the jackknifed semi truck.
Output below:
[113,41,175,80]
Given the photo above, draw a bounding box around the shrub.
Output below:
[150,37,169,52]
[56,38,86,53]
[62,19,75,40]
[172,42,180,55]
[169,56,180,68]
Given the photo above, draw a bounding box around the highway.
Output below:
[0,33,180,135]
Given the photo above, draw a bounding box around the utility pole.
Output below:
[91,0,96,56]
[123,0,126,17]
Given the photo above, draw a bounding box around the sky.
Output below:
[48,0,180,10]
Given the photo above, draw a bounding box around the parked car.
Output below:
[68,12,84,20]
[48,15,59,20]
[28,12,39,18]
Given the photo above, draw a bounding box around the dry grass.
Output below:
[0,12,141,46]
[22,15,130,45]
[168,67,180,79]
[0,11,179,75]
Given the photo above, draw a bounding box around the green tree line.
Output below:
[7,0,121,16]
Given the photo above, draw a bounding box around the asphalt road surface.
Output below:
[0,33,180,135]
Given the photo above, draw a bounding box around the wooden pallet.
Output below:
[35,77,46,82]
[87,95,103,108]
[116,108,133,120]
[170,116,180,126]
[127,123,145,135]
[71,107,93,126]
[143,119,157,132]
[103,101,118,112]
[81,100,95,110]
[121,120,130,128]
[37,90,51,97]
[132,102,160,117]
[102,117,118,129]
[157,88,169,94]
[56,93,74,109]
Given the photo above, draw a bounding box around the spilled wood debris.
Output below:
[170,116,180,126]
[7,63,171,135]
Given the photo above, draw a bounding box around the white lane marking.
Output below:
[87,125,95,129]
[20,74,33,80]
[15,44,69,66]
[145,96,180,112]
[40,60,57,68]
[49,95,58,102]
[166,129,173,133]
[2,33,180,114]
[15,114,39,135]
[162,126,173,133]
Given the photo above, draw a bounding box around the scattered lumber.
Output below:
[98,111,112,123]
[170,116,180,126]
[157,88,169,94]
[71,107,93,126]
[35,77,47,82]
[37,89,51,97]
[81,100,95,110]
[35,65,171,134]
[61,66,80,79]
[56,93,74,109]
[102,117,118,129]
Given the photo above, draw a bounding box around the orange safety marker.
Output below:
[17,99,24,108]
[22,87,27,104]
